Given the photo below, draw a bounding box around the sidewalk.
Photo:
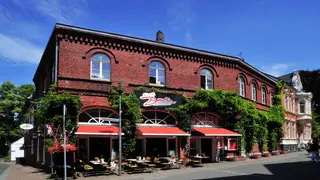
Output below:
[3,152,304,180]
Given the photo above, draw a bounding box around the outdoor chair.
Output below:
[77,160,96,177]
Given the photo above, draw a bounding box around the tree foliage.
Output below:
[170,84,285,154]
[299,69,320,138]
[108,86,142,158]
[33,84,81,149]
[0,82,35,156]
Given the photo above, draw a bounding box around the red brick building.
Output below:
[24,23,284,168]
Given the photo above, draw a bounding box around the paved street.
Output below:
[116,151,317,180]
[0,164,9,176]
[153,152,317,180]
[2,152,317,180]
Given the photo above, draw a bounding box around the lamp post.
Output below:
[63,104,67,180]
[117,83,123,176]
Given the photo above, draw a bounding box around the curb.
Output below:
[0,164,13,180]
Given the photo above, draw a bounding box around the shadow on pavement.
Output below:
[198,161,319,180]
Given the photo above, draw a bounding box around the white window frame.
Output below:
[90,53,111,81]
[291,122,295,138]
[286,121,290,138]
[285,96,289,110]
[200,69,213,90]
[251,83,257,101]
[262,87,266,105]
[239,77,245,97]
[291,98,294,113]
[149,61,166,86]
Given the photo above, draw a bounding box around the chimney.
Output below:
[156,30,164,42]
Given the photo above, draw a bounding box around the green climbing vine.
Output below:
[267,81,285,151]
[108,86,142,158]
[170,83,285,154]
[33,83,82,150]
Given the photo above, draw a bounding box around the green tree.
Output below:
[33,84,81,149]
[0,82,35,156]
[299,69,320,138]
[108,86,142,158]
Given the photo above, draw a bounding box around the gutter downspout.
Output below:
[55,34,59,83]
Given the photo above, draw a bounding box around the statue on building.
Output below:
[291,71,303,92]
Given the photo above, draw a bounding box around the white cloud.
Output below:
[262,63,290,77]
[167,1,196,44]
[12,0,88,23]
[0,33,43,64]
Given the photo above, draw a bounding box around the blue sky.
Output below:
[1,0,320,86]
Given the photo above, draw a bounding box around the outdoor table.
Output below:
[192,156,210,166]
[89,160,108,165]
[127,159,151,163]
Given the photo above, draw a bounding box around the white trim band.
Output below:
[140,133,190,136]
[75,132,124,135]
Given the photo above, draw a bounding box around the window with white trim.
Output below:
[251,83,257,101]
[291,98,295,113]
[300,101,305,114]
[239,77,245,97]
[285,96,289,110]
[291,122,295,138]
[90,53,111,80]
[286,121,290,138]
[262,87,266,105]
[149,61,165,85]
[200,69,213,90]
[270,92,274,106]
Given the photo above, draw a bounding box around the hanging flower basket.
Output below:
[48,144,77,154]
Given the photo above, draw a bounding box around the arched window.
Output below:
[78,108,118,125]
[149,61,165,85]
[270,92,274,106]
[239,77,245,97]
[251,83,257,101]
[262,87,266,105]
[200,69,213,89]
[91,53,111,80]
[299,101,305,114]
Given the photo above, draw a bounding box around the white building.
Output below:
[279,71,313,148]
[10,137,24,161]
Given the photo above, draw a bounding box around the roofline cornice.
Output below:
[54,23,277,85]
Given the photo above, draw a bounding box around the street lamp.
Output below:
[117,83,123,176]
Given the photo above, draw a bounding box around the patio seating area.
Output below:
[73,155,211,177]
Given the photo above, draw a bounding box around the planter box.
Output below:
[280,150,287,154]
[249,154,261,159]
[271,151,280,156]
[262,153,271,157]
[226,156,246,162]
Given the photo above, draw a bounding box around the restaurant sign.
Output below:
[134,91,183,108]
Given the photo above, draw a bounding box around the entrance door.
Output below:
[146,138,166,157]
[201,139,212,162]
[89,137,110,160]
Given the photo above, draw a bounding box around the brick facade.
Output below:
[33,24,277,111]
[28,24,288,168]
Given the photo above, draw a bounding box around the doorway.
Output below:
[146,138,166,157]
[201,138,212,162]
[89,137,110,160]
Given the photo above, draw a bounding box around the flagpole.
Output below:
[63,104,67,180]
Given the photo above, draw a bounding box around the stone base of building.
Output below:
[280,138,299,152]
